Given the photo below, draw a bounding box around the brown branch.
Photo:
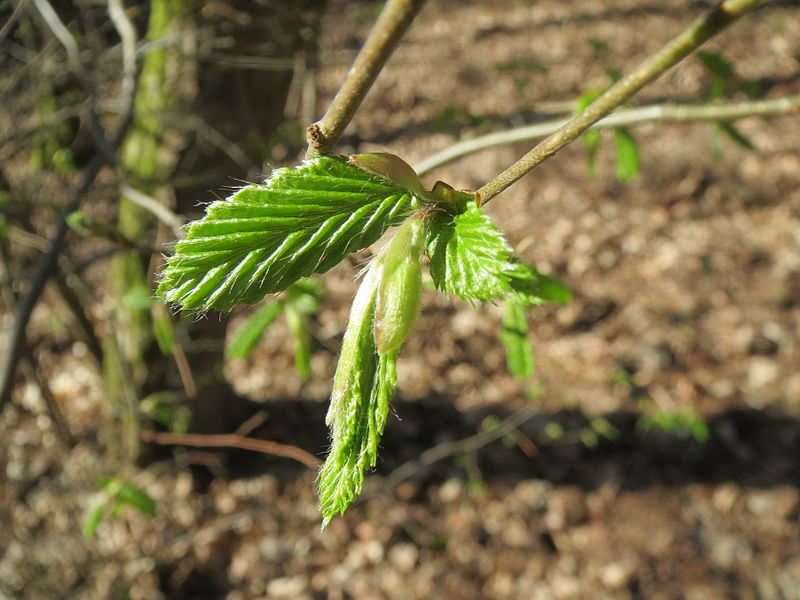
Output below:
[478,0,765,203]
[306,0,426,156]
[380,406,539,490]
[140,430,322,470]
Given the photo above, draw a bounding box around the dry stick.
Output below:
[140,430,322,470]
[0,1,140,409]
[0,0,30,43]
[306,0,426,156]
[478,0,765,203]
[380,405,540,491]
[416,94,800,175]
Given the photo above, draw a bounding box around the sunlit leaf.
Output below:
[613,127,640,181]
[157,156,417,311]
[319,261,397,528]
[500,301,535,379]
[226,300,285,360]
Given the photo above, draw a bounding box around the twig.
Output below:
[0,0,30,44]
[120,184,185,237]
[380,405,539,490]
[415,94,800,175]
[478,0,765,203]
[54,273,104,364]
[306,0,427,156]
[106,0,138,139]
[0,1,141,409]
[31,0,92,88]
[21,358,75,447]
[140,430,322,470]
[0,154,106,410]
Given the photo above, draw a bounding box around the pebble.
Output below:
[600,560,636,589]
[745,488,799,520]
[266,575,309,598]
[746,357,779,388]
[388,543,418,573]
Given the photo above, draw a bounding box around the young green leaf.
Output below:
[582,128,601,178]
[500,301,535,380]
[698,51,734,100]
[111,481,156,516]
[718,122,756,150]
[427,199,512,303]
[613,127,640,181]
[157,156,418,311]
[504,261,572,306]
[320,260,397,528]
[226,300,285,360]
[82,501,106,539]
[285,304,312,380]
[285,278,325,315]
[375,217,425,355]
[350,153,429,201]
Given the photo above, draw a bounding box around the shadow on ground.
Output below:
[157,394,800,493]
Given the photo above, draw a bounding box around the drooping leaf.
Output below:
[503,261,572,306]
[111,481,157,516]
[500,301,535,380]
[427,200,512,303]
[718,122,756,150]
[285,278,325,315]
[582,128,602,178]
[285,304,312,380]
[613,127,640,181]
[151,306,175,354]
[157,156,418,311]
[83,501,106,539]
[698,51,734,100]
[319,259,397,528]
[226,300,285,360]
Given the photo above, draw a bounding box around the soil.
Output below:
[2,1,800,599]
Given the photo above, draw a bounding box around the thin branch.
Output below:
[306,0,426,156]
[415,94,800,175]
[478,0,765,203]
[30,0,92,88]
[0,0,30,44]
[106,0,138,142]
[140,430,322,470]
[120,184,185,237]
[0,2,141,409]
[380,406,539,490]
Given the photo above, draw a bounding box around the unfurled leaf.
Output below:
[111,481,156,516]
[226,300,284,360]
[285,278,325,315]
[582,128,602,177]
[637,408,709,443]
[285,304,312,380]
[157,156,418,311]
[698,51,734,100]
[718,122,756,150]
[504,261,572,306]
[320,260,397,528]
[613,127,640,181]
[500,301,535,379]
[83,501,106,539]
[427,200,512,303]
[151,306,175,354]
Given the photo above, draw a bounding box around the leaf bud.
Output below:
[374,217,425,355]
